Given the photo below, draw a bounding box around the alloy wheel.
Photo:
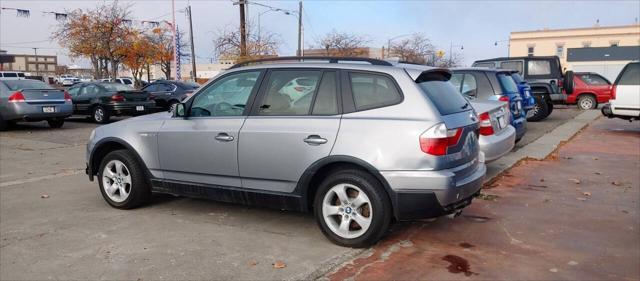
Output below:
[101,160,132,203]
[322,183,373,239]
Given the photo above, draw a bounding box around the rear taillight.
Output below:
[611,86,617,99]
[8,91,25,103]
[419,123,463,156]
[111,94,125,102]
[478,112,494,136]
[498,95,509,102]
[64,91,72,102]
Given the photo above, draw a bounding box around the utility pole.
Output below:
[297,0,303,56]
[239,0,247,59]
[32,48,39,76]
[187,5,197,81]
[172,0,177,79]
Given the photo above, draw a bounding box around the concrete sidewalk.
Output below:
[325,117,640,280]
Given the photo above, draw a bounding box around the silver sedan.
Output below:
[0,79,73,130]
[471,100,516,162]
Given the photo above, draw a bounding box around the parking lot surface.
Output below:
[1,108,634,280]
[327,117,639,280]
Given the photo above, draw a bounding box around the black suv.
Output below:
[472,56,574,121]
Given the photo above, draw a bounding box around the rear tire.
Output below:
[314,168,392,248]
[526,96,549,122]
[97,150,151,209]
[577,95,597,110]
[47,118,65,128]
[0,115,6,131]
[92,105,110,124]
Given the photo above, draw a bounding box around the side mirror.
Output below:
[172,103,186,118]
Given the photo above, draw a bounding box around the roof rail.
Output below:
[229,56,393,69]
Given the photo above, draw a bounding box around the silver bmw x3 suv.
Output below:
[86,57,486,247]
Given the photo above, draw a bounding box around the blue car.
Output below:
[507,70,536,114]
[451,68,527,142]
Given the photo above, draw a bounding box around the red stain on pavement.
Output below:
[442,254,477,276]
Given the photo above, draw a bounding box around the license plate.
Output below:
[42,106,55,113]
[136,106,144,111]
[498,116,508,129]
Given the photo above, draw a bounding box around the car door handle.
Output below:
[304,135,327,145]
[215,133,234,142]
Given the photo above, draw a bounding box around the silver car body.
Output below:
[0,79,73,122]
[87,61,486,220]
[470,100,515,162]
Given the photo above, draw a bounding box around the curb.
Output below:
[484,109,601,182]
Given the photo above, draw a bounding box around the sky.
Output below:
[1,0,639,67]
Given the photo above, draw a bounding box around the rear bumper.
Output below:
[511,115,527,140]
[1,103,73,121]
[381,160,486,220]
[480,125,516,162]
[602,102,640,119]
[106,102,156,116]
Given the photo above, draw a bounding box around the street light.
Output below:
[386,34,413,58]
[449,42,463,66]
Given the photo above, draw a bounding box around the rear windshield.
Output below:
[418,81,470,115]
[497,73,519,93]
[510,73,525,84]
[2,79,53,91]
[616,63,640,86]
[102,83,133,91]
[178,81,200,89]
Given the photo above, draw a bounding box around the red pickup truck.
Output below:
[566,72,613,110]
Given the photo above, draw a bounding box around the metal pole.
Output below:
[188,5,197,81]
[297,1,303,56]
[172,0,177,79]
[449,42,452,66]
[33,48,39,76]
[239,0,247,58]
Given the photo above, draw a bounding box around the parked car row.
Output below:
[0,78,200,129]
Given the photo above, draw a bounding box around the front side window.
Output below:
[258,70,321,116]
[528,60,551,75]
[499,61,524,74]
[350,72,402,111]
[190,71,260,117]
[579,74,610,85]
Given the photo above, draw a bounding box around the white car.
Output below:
[0,71,26,80]
[61,77,79,86]
[602,62,640,121]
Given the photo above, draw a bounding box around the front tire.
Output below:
[577,95,597,110]
[526,96,549,122]
[314,169,392,248]
[98,150,151,209]
[92,105,110,124]
[47,118,65,128]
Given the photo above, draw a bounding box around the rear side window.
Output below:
[497,73,519,93]
[418,80,469,115]
[578,74,610,85]
[473,62,495,68]
[616,63,640,86]
[3,73,18,78]
[349,72,401,111]
[528,60,551,75]
[258,70,321,116]
[2,79,52,91]
[499,61,524,74]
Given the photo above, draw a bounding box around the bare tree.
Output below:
[389,33,435,65]
[214,25,281,62]
[314,30,370,56]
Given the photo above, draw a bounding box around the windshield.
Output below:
[2,79,53,91]
[418,80,470,115]
[102,83,134,91]
[497,73,519,93]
